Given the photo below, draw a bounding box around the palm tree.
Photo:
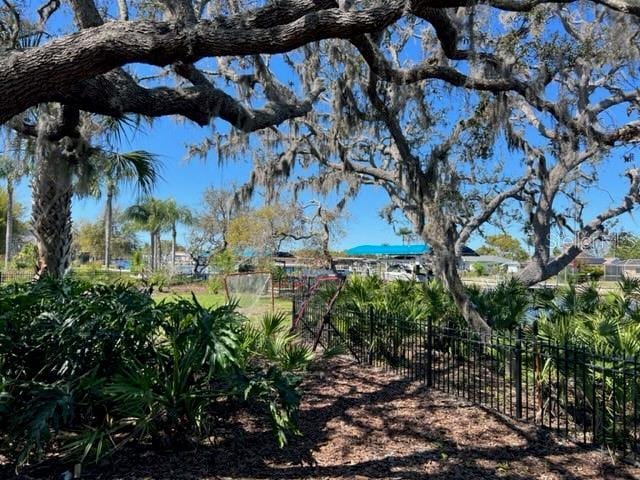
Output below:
[125,198,170,272]
[163,198,192,269]
[26,107,157,279]
[0,134,32,270]
[0,159,27,270]
[96,151,160,269]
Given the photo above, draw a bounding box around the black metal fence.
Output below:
[274,275,298,298]
[0,269,217,286]
[0,270,36,284]
[0,269,134,285]
[294,299,640,462]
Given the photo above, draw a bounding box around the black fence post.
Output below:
[515,326,523,419]
[291,295,296,331]
[427,316,433,387]
[368,304,374,365]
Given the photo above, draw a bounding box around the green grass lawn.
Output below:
[153,291,226,308]
[153,291,292,319]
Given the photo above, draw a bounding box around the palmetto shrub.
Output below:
[304,274,640,448]
[467,278,533,331]
[0,278,312,467]
[524,280,640,447]
[321,277,465,364]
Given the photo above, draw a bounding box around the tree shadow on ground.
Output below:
[4,357,637,479]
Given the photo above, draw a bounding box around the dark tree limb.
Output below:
[0,2,403,122]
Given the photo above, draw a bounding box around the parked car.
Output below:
[382,263,427,282]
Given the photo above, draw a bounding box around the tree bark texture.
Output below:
[171,223,177,268]
[149,231,156,272]
[4,179,13,270]
[426,223,492,336]
[0,2,404,122]
[104,187,114,269]
[31,136,75,279]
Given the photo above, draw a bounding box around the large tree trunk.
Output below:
[149,231,156,272]
[516,207,553,286]
[419,208,492,335]
[171,223,177,269]
[514,202,580,286]
[104,186,114,269]
[431,245,492,336]
[32,136,74,279]
[4,178,13,271]
[517,245,582,286]
[156,231,162,270]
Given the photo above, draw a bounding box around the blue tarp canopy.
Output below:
[344,244,431,256]
[344,244,478,256]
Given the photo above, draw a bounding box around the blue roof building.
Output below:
[344,244,477,257]
[344,244,430,256]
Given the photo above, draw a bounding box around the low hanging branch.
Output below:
[2,0,640,130]
[0,1,405,122]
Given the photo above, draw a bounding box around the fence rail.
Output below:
[0,269,136,285]
[293,299,640,462]
[0,270,36,284]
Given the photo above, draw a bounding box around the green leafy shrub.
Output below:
[147,270,169,291]
[131,250,143,272]
[471,262,486,276]
[211,250,237,274]
[238,312,313,445]
[0,278,312,468]
[531,281,640,447]
[207,275,225,294]
[10,243,38,270]
[322,277,464,365]
[576,264,604,282]
[270,266,286,282]
[305,274,640,449]
[467,278,532,330]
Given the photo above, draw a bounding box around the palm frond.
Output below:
[99,115,144,147]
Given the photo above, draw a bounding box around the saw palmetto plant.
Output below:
[0,278,313,467]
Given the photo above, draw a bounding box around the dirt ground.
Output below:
[6,357,640,480]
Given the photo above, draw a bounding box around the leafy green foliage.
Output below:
[75,216,138,261]
[320,277,465,364]
[608,233,640,260]
[333,276,464,327]
[238,312,313,445]
[324,275,640,449]
[476,234,529,262]
[211,249,237,274]
[332,276,640,353]
[467,279,532,330]
[535,280,640,355]
[131,250,143,271]
[573,264,604,282]
[471,262,486,276]
[0,278,312,467]
[10,243,38,270]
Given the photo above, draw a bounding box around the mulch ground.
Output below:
[5,357,640,479]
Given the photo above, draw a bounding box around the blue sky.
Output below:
[9,111,640,253]
[9,115,401,251]
[6,2,640,253]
